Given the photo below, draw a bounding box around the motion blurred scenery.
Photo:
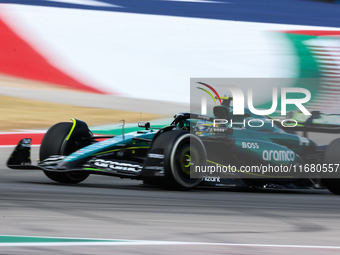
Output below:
[1,1,340,254]
[1,0,340,136]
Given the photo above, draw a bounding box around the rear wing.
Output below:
[273,111,340,135]
[282,125,340,134]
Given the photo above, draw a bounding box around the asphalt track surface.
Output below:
[2,1,340,254]
[1,145,340,255]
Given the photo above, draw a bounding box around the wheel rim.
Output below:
[184,154,191,168]
[174,140,200,184]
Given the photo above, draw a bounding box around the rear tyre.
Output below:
[322,138,340,195]
[322,179,340,195]
[40,122,89,184]
[151,130,206,190]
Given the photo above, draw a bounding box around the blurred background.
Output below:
[2,1,340,254]
[1,0,340,139]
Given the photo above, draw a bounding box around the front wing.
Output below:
[7,139,165,179]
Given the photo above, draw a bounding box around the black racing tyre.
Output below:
[40,122,89,184]
[151,130,206,190]
[323,179,340,195]
[322,138,340,195]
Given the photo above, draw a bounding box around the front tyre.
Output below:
[40,122,89,184]
[152,130,206,190]
[322,138,340,195]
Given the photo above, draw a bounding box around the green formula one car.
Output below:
[7,97,340,194]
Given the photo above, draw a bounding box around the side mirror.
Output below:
[138,121,150,130]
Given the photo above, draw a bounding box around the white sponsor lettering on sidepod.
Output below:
[242,142,259,149]
[262,150,295,161]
